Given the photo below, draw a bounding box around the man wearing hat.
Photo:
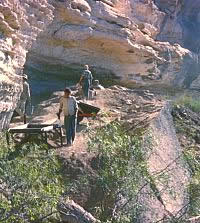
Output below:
[15,74,31,123]
[57,88,78,147]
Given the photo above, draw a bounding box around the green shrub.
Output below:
[174,94,200,113]
[184,148,200,216]
[87,121,150,222]
[0,134,64,223]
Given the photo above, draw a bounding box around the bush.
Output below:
[0,134,64,222]
[174,94,200,113]
[184,148,200,216]
[87,121,150,222]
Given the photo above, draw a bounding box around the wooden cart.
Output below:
[6,123,63,146]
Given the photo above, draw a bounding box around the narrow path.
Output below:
[26,89,110,158]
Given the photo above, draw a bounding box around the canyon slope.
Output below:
[1,0,200,222]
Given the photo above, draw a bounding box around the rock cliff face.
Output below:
[26,0,183,84]
[0,0,54,129]
[0,1,200,125]
[141,103,190,222]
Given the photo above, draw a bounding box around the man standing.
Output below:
[57,88,78,147]
[15,74,31,124]
[78,65,93,100]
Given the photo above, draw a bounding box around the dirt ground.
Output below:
[10,87,115,160]
[10,85,166,162]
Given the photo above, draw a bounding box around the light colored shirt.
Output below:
[59,96,78,116]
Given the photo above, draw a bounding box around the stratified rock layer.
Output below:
[0,0,54,129]
[1,0,200,127]
[26,0,200,91]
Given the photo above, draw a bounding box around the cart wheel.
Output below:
[77,116,84,124]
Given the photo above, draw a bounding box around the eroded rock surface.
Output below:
[27,0,185,83]
[1,1,200,130]
[0,0,54,129]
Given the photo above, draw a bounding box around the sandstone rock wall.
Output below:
[27,0,169,81]
[0,0,54,130]
[155,0,200,88]
[26,0,200,88]
[1,0,200,127]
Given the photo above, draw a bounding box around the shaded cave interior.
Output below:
[23,58,118,106]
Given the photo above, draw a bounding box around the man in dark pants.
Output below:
[15,74,31,124]
[78,65,93,100]
[57,88,78,147]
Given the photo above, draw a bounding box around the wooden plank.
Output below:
[8,128,42,133]
[9,124,29,129]
[28,123,53,128]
